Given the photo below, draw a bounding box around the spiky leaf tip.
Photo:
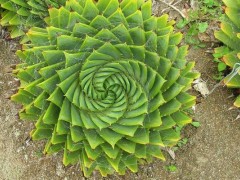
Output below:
[214,0,240,107]
[0,0,66,39]
[12,0,199,177]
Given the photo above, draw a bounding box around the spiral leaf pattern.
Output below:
[12,0,199,177]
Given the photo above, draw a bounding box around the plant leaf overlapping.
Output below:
[12,0,199,177]
[214,0,240,107]
[0,0,65,38]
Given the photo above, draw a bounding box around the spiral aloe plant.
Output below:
[214,0,240,107]
[12,0,199,177]
[0,0,65,38]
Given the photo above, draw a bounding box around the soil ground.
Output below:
[1,1,240,180]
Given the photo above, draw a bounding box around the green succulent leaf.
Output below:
[11,0,198,177]
[0,0,65,39]
[214,0,240,108]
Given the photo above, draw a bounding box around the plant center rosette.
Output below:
[12,0,199,177]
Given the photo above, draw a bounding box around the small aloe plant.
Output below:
[214,0,240,107]
[12,0,199,177]
[0,0,65,38]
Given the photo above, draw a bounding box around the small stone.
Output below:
[24,154,28,161]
